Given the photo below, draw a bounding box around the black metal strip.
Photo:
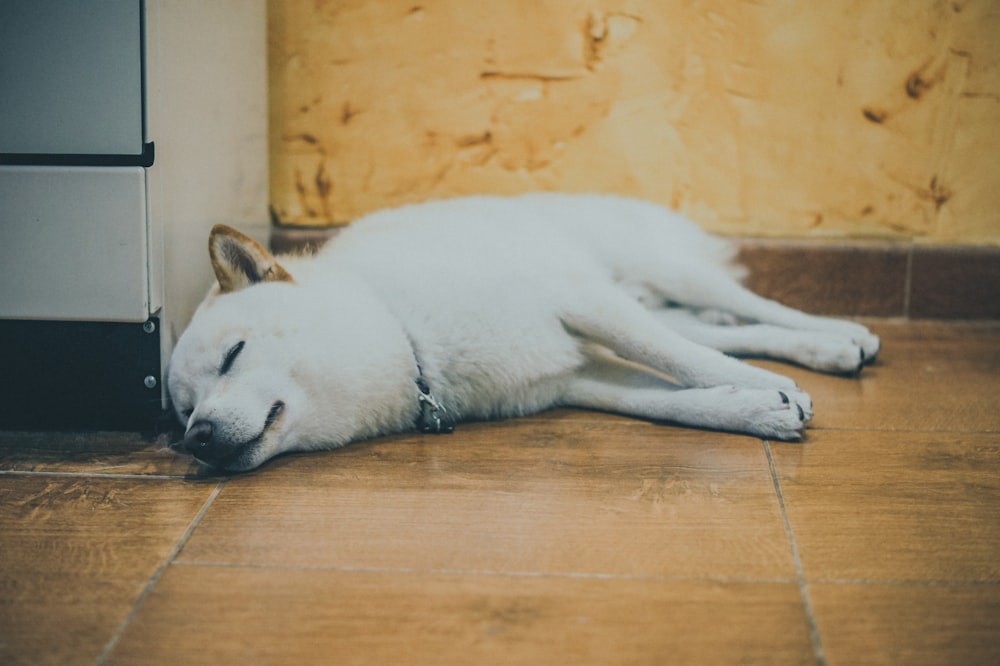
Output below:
[0,141,155,167]
[0,317,163,430]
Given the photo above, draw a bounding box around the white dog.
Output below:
[168,194,879,471]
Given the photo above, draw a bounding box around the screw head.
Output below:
[143,375,158,389]
[142,320,156,334]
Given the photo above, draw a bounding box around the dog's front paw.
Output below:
[781,388,813,422]
[739,388,812,441]
[712,386,812,441]
[858,331,881,366]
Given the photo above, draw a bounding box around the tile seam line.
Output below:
[800,425,998,435]
[765,440,827,666]
[809,577,1000,588]
[0,469,200,480]
[167,560,1000,587]
[168,560,799,585]
[93,479,227,665]
[903,242,914,317]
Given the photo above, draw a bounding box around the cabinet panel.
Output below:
[0,0,143,155]
[0,167,149,321]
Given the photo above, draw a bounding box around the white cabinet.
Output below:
[0,1,156,428]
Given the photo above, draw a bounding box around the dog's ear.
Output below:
[209,224,294,294]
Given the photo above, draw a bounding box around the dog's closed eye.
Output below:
[220,340,245,375]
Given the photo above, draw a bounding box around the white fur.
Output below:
[168,193,880,471]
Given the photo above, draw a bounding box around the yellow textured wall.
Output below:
[268,1,1000,244]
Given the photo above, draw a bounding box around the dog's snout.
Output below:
[183,420,214,455]
[180,418,256,469]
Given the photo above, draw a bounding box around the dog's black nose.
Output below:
[181,420,244,468]
[183,420,214,455]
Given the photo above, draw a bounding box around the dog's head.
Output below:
[167,225,306,471]
[169,225,424,472]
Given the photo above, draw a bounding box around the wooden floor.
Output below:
[1,321,998,665]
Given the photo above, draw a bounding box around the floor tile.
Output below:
[770,430,1000,582]
[178,419,796,580]
[811,583,1000,665]
[0,431,199,477]
[753,321,1000,433]
[107,565,816,666]
[0,475,217,665]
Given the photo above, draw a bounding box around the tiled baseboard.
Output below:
[908,246,1000,319]
[271,227,1000,320]
[270,226,339,256]
[738,241,1000,320]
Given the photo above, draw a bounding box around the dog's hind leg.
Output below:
[642,263,881,364]
[561,355,808,441]
[654,308,867,375]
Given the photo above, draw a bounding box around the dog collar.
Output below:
[415,374,454,434]
[409,343,455,434]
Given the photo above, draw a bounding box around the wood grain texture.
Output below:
[0,476,216,665]
[771,429,1000,583]
[0,431,198,477]
[177,423,796,580]
[811,584,1000,665]
[108,566,816,666]
[0,431,199,477]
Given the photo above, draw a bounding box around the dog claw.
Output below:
[779,391,789,405]
[852,348,866,376]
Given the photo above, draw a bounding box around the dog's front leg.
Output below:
[560,356,810,441]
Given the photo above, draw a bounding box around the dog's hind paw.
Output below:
[831,322,881,367]
[784,332,873,376]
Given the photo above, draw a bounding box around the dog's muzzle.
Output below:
[182,401,284,468]
[181,419,246,468]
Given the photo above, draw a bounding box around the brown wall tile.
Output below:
[737,241,909,318]
[909,246,1000,319]
[268,226,337,255]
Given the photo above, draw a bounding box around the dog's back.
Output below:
[304,194,743,299]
